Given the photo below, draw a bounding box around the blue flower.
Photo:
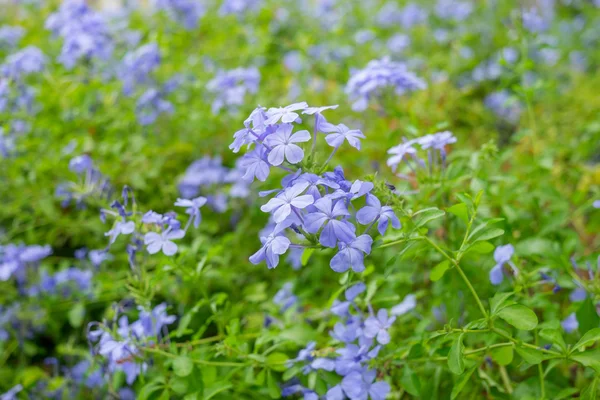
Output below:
[356,194,401,235]
[265,123,311,165]
[119,43,161,96]
[1,46,46,79]
[364,309,396,345]
[174,196,208,228]
[144,228,185,256]
[260,182,314,223]
[265,102,308,125]
[153,0,205,29]
[562,313,578,333]
[273,283,298,312]
[490,244,515,285]
[319,120,366,150]
[135,88,174,125]
[240,145,271,182]
[105,220,135,245]
[219,0,263,16]
[249,230,291,269]
[345,57,425,111]
[0,26,25,48]
[340,369,390,400]
[330,235,373,273]
[391,294,417,316]
[304,196,355,248]
[207,67,260,114]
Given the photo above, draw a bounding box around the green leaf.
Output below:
[68,303,85,328]
[539,328,567,353]
[173,356,194,377]
[490,292,515,315]
[138,378,166,400]
[514,346,548,365]
[267,370,281,399]
[576,298,600,335]
[301,248,314,266]
[430,260,450,281]
[571,350,600,373]
[497,305,538,331]
[491,346,514,366]
[413,208,445,228]
[447,203,469,224]
[466,219,503,242]
[266,352,289,372]
[204,382,233,400]
[450,366,476,400]
[574,328,600,351]
[400,365,421,396]
[470,228,505,244]
[580,377,599,400]
[448,333,465,375]
[463,241,495,255]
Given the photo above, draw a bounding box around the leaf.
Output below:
[515,238,555,256]
[463,241,495,255]
[266,352,289,372]
[448,333,465,375]
[574,328,600,351]
[539,328,567,353]
[470,228,505,244]
[267,370,281,399]
[68,303,85,328]
[514,346,548,365]
[490,292,515,315]
[138,379,166,400]
[466,218,503,242]
[301,248,314,266]
[450,366,476,400]
[204,382,233,400]
[580,377,599,400]
[430,260,450,281]
[491,346,514,366]
[497,305,538,331]
[447,203,469,224]
[400,365,421,396]
[173,356,194,377]
[576,298,600,335]
[413,208,445,228]
[571,350,600,373]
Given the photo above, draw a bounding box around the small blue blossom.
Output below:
[330,235,373,273]
[174,196,208,228]
[0,26,25,48]
[490,244,515,285]
[260,182,314,223]
[144,228,185,256]
[562,313,578,333]
[356,194,401,235]
[153,0,205,29]
[207,67,260,114]
[264,123,311,165]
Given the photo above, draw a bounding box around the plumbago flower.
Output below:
[206,67,260,114]
[55,155,112,208]
[345,57,426,112]
[153,0,205,30]
[45,0,114,69]
[489,244,518,285]
[283,282,417,400]
[386,131,458,176]
[230,103,401,273]
[88,303,176,385]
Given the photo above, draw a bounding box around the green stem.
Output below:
[141,346,248,367]
[423,236,488,318]
[491,328,561,356]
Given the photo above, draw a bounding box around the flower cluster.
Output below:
[178,155,251,212]
[55,155,112,208]
[484,90,523,124]
[118,43,161,96]
[386,131,457,175]
[284,283,417,400]
[0,25,25,49]
[28,267,93,298]
[0,243,52,283]
[88,303,176,385]
[45,0,114,69]
[562,256,600,333]
[153,0,205,30]
[434,0,473,22]
[376,2,427,29]
[206,67,260,114]
[345,57,426,112]
[219,0,263,16]
[230,103,402,272]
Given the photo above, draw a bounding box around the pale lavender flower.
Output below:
[1,46,46,79]
[264,123,311,165]
[174,196,208,228]
[260,182,314,223]
[490,244,515,285]
[153,0,205,30]
[330,235,373,273]
[207,67,260,114]
[118,43,161,95]
[319,121,366,150]
[264,102,308,125]
[304,196,355,248]
[391,294,417,316]
[135,88,174,125]
[239,145,271,182]
[562,313,578,333]
[364,309,396,344]
[105,221,135,244]
[249,230,291,269]
[144,229,185,256]
[387,140,418,171]
[0,26,25,48]
[356,194,401,235]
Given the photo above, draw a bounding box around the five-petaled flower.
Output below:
[144,229,185,256]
